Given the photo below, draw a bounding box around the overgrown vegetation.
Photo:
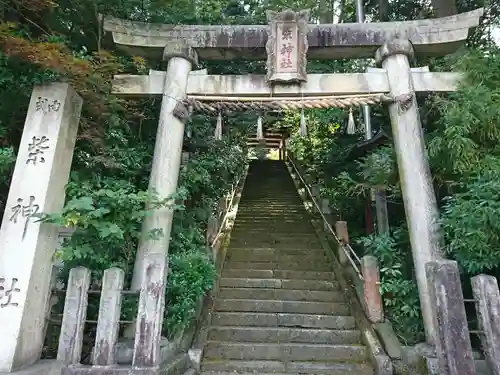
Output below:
[1,0,499,350]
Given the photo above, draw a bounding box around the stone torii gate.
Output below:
[103,8,482,346]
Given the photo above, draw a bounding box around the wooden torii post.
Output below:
[104,8,482,345]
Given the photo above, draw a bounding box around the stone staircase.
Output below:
[200,160,374,374]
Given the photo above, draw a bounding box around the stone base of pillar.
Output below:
[0,360,64,375]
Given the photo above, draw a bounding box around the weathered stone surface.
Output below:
[0,83,82,372]
[0,360,64,375]
[132,253,167,367]
[57,267,91,365]
[471,275,500,375]
[223,259,332,271]
[217,287,343,302]
[199,161,374,374]
[103,9,483,60]
[62,366,160,375]
[92,268,125,366]
[203,342,367,362]
[114,337,170,365]
[221,268,336,280]
[426,260,476,375]
[163,41,198,67]
[200,360,374,375]
[188,349,202,373]
[214,112,222,140]
[211,311,356,329]
[219,277,338,291]
[335,221,349,265]
[129,40,194,301]
[208,326,361,344]
[361,255,384,323]
[374,322,403,360]
[361,328,393,375]
[214,298,350,315]
[226,250,328,262]
[379,39,443,344]
[265,9,309,82]
[205,215,218,245]
[375,38,415,65]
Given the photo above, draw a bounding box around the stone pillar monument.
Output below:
[130,42,198,292]
[0,83,82,371]
[375,39,443,345]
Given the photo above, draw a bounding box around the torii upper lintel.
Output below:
[103,8,483,61]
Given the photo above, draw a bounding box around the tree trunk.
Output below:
[378,0,389,21]
[431,0,457,17]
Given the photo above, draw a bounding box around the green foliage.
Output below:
[41,177,178,277]
[166,250,215,333]
[441,165,500,274]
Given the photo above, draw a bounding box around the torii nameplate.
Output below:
[265,9,309,83]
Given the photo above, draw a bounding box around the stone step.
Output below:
[225,247,326,255]
[219,278,339,291]
[230,233,318,239]
[236,207,303,210]
[240,199,301,203]
[229,241,323,249]
[234,217,307,222]
[237,213,304,215]
[221,269,336,281]
[237,203,302,206]
[231,228,315,234]
[211,312,356,329]
[230,231,316,237]
[239,197,301,200]
[230,235,320,242]
[201,360,374,375]
[232,221,309,226]
[226,252,328,263]
[236,212,304,216]
[207,326,362,344]
[235,212,305,216]
[230,235,321,242]
[224,261,331,271]
[238,207,306,210]
[214,299,349,315]
[203,342,367,362]
[218,287,343,302]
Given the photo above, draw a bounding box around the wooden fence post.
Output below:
[361,256,384,323]
[471,275,500,375]
[426,260,476,375]
[92,268,125,366]
[335,221,349,266]
[57,267,91,365]
[133,253,167,367]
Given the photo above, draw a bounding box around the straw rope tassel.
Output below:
[300,109,307,137]
[347,108,356,135]
[215,112,223,140]
[257,115,264,139]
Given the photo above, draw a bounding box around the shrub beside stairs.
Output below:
[199,160,376,374]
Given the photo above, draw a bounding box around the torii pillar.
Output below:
[376,39,443,345]
[130,42,197,298]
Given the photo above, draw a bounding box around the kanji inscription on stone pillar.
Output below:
[265,9,309,83]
